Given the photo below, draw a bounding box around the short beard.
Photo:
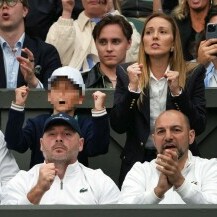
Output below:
[177,149,184,160]
[48,158,70,166]
[43,152,70,165]
[160,148,185,160]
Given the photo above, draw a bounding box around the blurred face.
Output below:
[143,17,174,59]
[105,0,113,12]
[209,15,217,24]
[48,77,83,114]
[95,24,131,67]
[0,0,28,32]
[187,0,210,11]
[40,125,84,164]
[82,0,107,18]
[152,111,195,160]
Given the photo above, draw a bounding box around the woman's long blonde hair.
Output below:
[172,0,213,20]
[138,12,187,91]
[113,0,122,13]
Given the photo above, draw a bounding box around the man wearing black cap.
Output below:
[2,112,120,205]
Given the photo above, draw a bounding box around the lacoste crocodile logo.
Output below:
[191,181,198,185]
[79,188,88,193]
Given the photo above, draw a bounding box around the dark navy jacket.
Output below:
[5,109,110,168]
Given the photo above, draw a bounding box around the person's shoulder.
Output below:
[76,110,92,122]
[116,63,132,79]
[12,164,42,181]
[0,130,4,139]
[129,160,154,174]
[82,63,100,88]
[187,62,205,70]
[192,155,217,169]
[117,62,132,72]
[36,37,58,50]
[78,163,109,178]
[184,63,205,89]
[77,10,86,20]
[123,160,155,183]
[0,130,6,148]
[186,62,206,77]
[29,163,42,171]
[25,34,58,50]
[174,16,190,24]
[130,161,144,172]
[137,160,154,168]
[191,156,217,179]
[75,11,89,29]
[82,70,89,81]
[194,155,217,163]
[79,163,102,173]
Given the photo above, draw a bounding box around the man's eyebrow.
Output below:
[155,127,165,131]
[155,125,183,130]
[99,37,121,39]
[63,127,75,131]
[171,125,182,128]
[145,26,169,30]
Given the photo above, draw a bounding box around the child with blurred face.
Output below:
[5,66,110,168]
[48,77,83,115]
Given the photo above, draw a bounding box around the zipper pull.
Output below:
[60,180,63,190]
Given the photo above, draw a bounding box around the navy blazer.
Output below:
[0,35,61,89]
[110,64,207,186]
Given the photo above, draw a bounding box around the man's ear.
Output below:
[78,138,84,152]
[78,96,84,105]
[127,39,132,50]
[48,91,51,102]
[23,6,29,18]
[189,129,195,145]
[152,133,156,148]
[40,138,44,152]
[40,137,48,163]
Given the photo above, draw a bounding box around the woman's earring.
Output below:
[170,47,174,52]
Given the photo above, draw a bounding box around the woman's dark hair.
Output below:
[205,5,217,25]
[92,14,133,41]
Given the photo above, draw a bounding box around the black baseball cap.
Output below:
[43,112,82,136]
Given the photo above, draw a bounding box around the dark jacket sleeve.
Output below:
[79,113,110,157]
[5,109,48,153]
[110,68,140,134]
[5,109,34,153]
[35,40,62,89]
[168,64,207,135]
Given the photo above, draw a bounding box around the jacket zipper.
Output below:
[60,180,63,190]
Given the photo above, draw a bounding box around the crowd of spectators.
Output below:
[1,0,217,205]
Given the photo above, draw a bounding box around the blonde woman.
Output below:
[110,13,206,187]
[172,0,213,61]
